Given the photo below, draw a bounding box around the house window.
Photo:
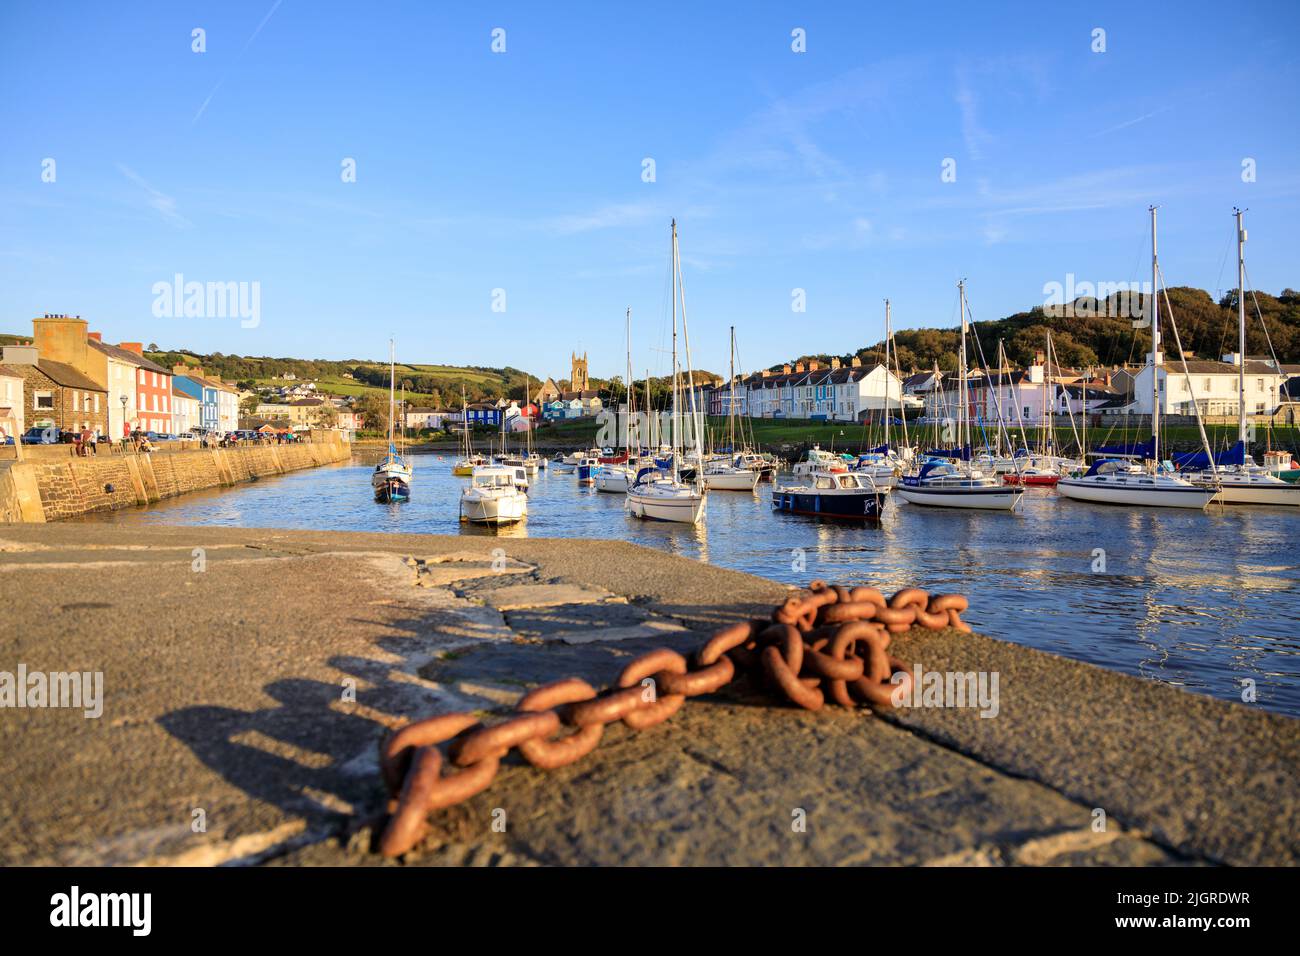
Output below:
[35,391,54,410]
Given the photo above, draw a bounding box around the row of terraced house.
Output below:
[0,314,239,442]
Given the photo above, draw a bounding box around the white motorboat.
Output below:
[793,446,850,477]
[595,463,636,493]
[852,451,902,489]
[1057,459,1217,508]
[460,465,528,525]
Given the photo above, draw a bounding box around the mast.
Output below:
[388,337,395,446]
[1235,207,1248,450]
[675,220,703,480]
[645,368,653,451]
[884,300,891,450]
[958,280,969,462]
[625,308,632,456]
[728,325,736,453]
[1150,205,1161,466]
[671,220,680,482]
[1040,335,1050,457]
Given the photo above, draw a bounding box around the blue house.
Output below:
[466,402,501,427]
[172,370,219,432]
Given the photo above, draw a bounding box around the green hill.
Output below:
[785,286,1300,373]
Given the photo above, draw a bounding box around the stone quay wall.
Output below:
[0,436,350,523]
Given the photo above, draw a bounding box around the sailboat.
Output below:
[372,339,413,503]
[596,309,640,493]
[1180,209,1300,505]
[452,387,486,476]
[703,326,760,492]
[853,299,911,487]
[1058,206,1218,509]
[625,220,707,524]
[895,282,1023,511]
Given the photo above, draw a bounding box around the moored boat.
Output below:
[1057,459,1217,508]
[460,465,528,525]
[896,460,1022,510]
[773,468,888,520]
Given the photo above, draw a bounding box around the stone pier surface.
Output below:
[0,524,1295,867]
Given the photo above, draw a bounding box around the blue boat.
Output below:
[772,469,888,520]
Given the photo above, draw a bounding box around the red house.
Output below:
[119,342,173,434]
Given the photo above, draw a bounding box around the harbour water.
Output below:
[78,450,1300,719]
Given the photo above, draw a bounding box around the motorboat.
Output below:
[460,465,528,525]
[773,468,888,519]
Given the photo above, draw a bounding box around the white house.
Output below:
[216,383,239,433]
[0,366,24,441]
[1130,353,1287,417]
[171,384,199,435]
[404,407,460,430]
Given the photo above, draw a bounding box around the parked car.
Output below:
[20,426,61,444]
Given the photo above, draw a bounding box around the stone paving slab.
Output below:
[0,523,1295,867]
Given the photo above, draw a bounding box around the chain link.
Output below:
[376,580,970,857]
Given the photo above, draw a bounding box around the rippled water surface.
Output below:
[80,451,1300,718]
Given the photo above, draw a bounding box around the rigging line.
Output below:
[1157,264,1220,485]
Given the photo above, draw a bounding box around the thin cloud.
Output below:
[193,0,283,124]
[1090,107,1172,138]
[116,164,191,227]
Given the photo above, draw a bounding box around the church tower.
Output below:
[571,351,589,393]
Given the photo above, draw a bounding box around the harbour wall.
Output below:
[0,435,351,523]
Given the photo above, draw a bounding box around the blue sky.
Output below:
[2,0,1298,381]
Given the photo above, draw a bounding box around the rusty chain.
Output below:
[376,580,970,857]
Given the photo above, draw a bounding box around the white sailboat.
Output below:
[1058,207,1218,509]
[703,326,759,492]
[371,338,413,503]
[1182,210,1300,506]
[895,281,1023,511]
[596,308,640,494]
[626,219,707,524]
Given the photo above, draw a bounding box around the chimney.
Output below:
[1,345,38,366]
[31,313,89,371]
[850,356,861,368]
[830,357,841,370]
[119,342,144,356]
[88,331,102,343]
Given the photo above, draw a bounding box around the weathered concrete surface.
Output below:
[0,523,1295,867]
